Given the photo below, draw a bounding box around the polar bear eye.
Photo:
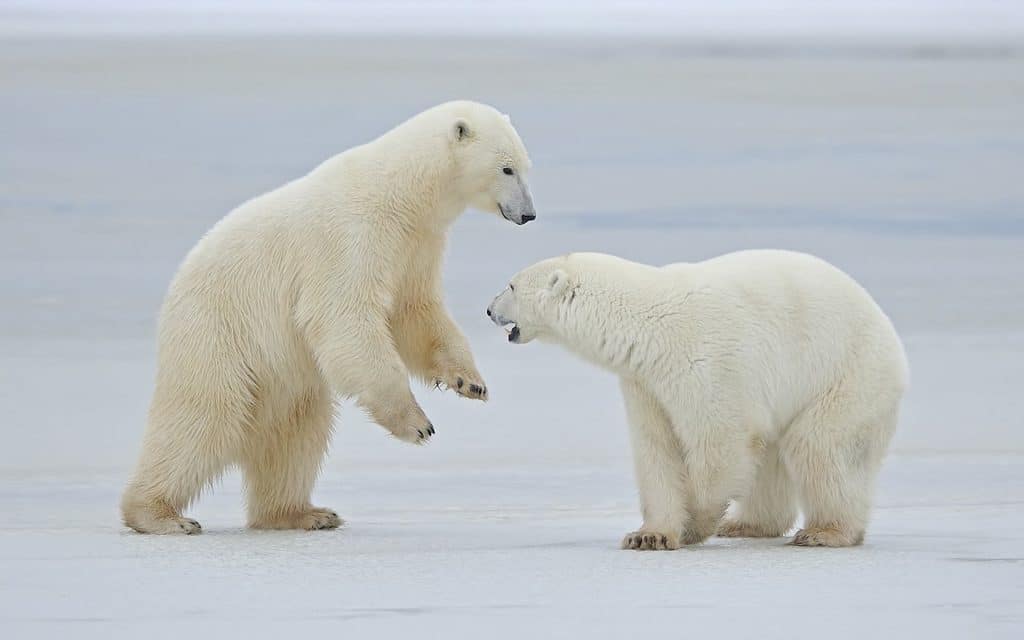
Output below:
[503,167,514,176]
[509,283,515,292]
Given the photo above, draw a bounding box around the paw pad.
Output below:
[621,530,676,550]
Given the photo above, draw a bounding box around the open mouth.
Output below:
[501,321,520,343]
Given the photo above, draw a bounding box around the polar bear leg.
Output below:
[668,416,762,545]
[121,390,242,534]
[307,305,433,445]
[392,301,487,401]
[783,397,899,547]
[243,383,341,530]
[717,443,797,538]
[619,379,687,550]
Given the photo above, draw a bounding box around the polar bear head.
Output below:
[486,255,574,344]
[487,253,653,374]
[443,101,536,225]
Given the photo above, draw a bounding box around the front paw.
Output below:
[621,529,681,551]
[364,394,435,445]
[389,416,435,445]
[433,368,488,401]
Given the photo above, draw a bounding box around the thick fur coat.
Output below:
[488,250,908,549]
[123,101,535,534]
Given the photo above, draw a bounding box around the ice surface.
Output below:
[1,35,1023,638]
[2,459,1023,638]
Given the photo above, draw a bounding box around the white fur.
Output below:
[488,250,908,549]
[122,101,534,534]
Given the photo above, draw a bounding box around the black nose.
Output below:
[521,213,536,223]
[486,308,492,317]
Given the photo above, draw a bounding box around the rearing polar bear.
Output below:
[488,250,908,549]
[122,101,535,534]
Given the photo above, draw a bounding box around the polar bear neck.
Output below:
[553,273,693,379]
[311,130,469,234]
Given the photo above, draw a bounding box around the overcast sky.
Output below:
[3,0,1023,40]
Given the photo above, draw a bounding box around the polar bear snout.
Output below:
[498,200,536,225]
[496,176,536,225]
[486,305,514,331]
[487,292,523,342]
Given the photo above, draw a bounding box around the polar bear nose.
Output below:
[486,307,492,317]
[521,213,536,223]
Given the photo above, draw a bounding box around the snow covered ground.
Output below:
[1,33,1023,638]
[2,457,1023,638]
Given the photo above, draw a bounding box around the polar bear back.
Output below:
[555,249,907,431]
[663,249,907,425]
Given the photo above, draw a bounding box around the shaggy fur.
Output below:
[488,250,908,550]
[122,101,535,534]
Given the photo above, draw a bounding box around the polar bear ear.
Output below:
[546,270,570,297]
[453,119,473,142]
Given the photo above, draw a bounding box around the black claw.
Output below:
[469,384,482,395]
[427,424,435,435]
[456,377,464,389]
[417,430,424,439]
[661,535,667,546]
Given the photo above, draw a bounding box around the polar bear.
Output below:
[487,250,908,549]
[122,100,535,534]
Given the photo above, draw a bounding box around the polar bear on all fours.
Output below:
[121,101,535,534]
[488,250,908,549]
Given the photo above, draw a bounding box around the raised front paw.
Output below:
[621,529,681,551]
[433,367,488,401]
[363,393,435,445]
[390,415,435,445]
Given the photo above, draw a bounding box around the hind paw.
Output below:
[790,526,863,547]
[251,507,344,531]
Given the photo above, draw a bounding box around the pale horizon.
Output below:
[3,0,1023,45]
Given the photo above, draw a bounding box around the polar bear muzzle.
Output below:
[486,291,523,342]
[497,176,536,225]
